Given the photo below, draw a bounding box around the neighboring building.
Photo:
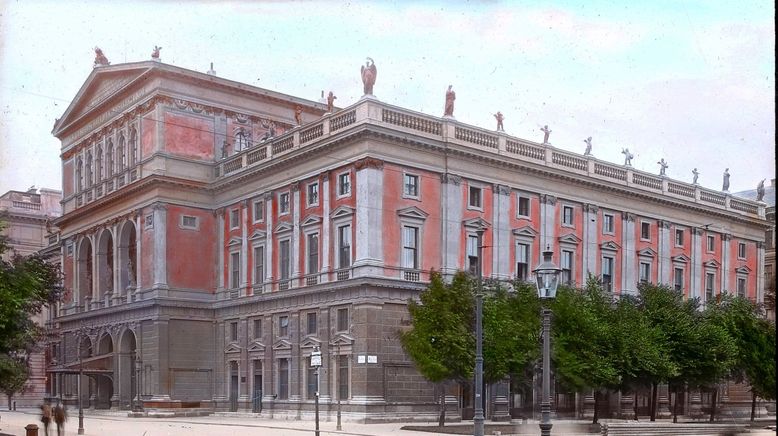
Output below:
[46,59,769,421]
[0,187,62,406]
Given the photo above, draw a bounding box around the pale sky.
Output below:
[0,1,775,196]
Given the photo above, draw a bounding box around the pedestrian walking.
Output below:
[40,400,52,436]
[53,400,67,436]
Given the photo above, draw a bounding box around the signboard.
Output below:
[310,350,322,367]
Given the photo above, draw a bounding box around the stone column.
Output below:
[691,228,703,300]
[213,321,227,405]
[441,174,462,276]
[216,209,225,297]
[90,233,99,309]
[111,223,122,304]
[241,200,248,296]
[152,203,168,292]
[493,184,512,280]
[149,318,171,402]
[264,194,274,285]
[321,175,331,278]
[134,212,142,300]
[539,194,557,253]
[353,158,384,276]
[289,312,301,403]
[291,183,301,285]
[721,234,731,293]
[756,241,765,303]
[658,220,672,285]
[583,204,599,276]
[621,212,636,294]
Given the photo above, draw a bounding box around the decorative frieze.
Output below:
[539,194,557,205]
[354,157,383,170]
[584,203,599,213]
[494,184,511,196]
[621,211,636,222]
[440,173,462,185]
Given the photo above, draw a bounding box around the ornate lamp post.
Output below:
[336,341,342,431]
[134,351,144,412]
[532,248,561,436]
[310,345,322,436]
[76,324,86,435]
[473,228,485,436]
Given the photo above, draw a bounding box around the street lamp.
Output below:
[473,228,485,436]
[532,248,561,436]
[76,325,86,435]
[310,345,322,436]
[336,341,342,431]
[134,352,144,412]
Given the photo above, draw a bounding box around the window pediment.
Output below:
[301,215,323,227]
[273,339,293,351]
[600,241,621,251]
[330,205,355,219]
[227,237,242,247]
[463,217,491,231]
[512,226,538,239]
[247,341,266,352]
[224,343,242,354]
[300,337,322,349]
[735,265,752,274]
[672,254,691,264]
[249,230,267,240]
[397,206,429,221]
[558,233,581,245]
[330,334,355,347]
[274,221,293,234]
[703,259,721,269]
[637,247,657,258]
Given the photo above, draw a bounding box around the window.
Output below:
[403,174,419,198]
[279,240,290,281]
[253,318,262,338]
[106,140,114,177]
[467,234,479,274]
[85,152,93,187]
[129,128,138,166]
[230,321,238,342]
[562,206,574,226]
[337,307,349,332]
[76,158,83,192]
[253,246,265,284]
[230,252,240,289]
[707,235,715,252]
[705,273,715,302]
[337,225,351,269]
[181,215,198,229]
[738,242,746,259]
[674,267,684,291]
[468,186,482,209]
[516,243,529,281]
[402,226,419,269]
[235,130,248,151]
[338,354,349,400]
[278,315,289,337]
[639,262,651,283]
[118,135,126,171]
[253,200,265,223]
[561,250,573,285]
[641,222,651,240]
[338,173,351,196]
[603,214,614,234]
[279,192,290,215]
[518,195,530,218]
[306,312,317,336]
[230,209,240,229]
[602,257,613,292]
[307,182,319,206]
[96,147,103,182]
[675,229,684,246]
[737,277,747,297]
[307,233,319,274]
[278,358,289,400]
[307,357,318,400]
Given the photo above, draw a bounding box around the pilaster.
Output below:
[691,227,703,300]
[265,193,274,284]
[216,209,225,294]
[493,184,511,279]
[658,220,671,285]
[353,158,384,275]
[152,202,168,290]
[621,212,636,294]
[241,200,248,295]
[539,194,556,252]
[441,173,462,276]
[321,175,331,276]
[721,234,731,293]
[756,241,765,303]
[291,183,301,283]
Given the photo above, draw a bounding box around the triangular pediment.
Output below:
[249,230,267,240]
[463,217,491,230]
[600,241,621,251]
[397,206,429,221]
[703,259,721,269]
[672,254,691,264]
[274,221,293,233]
[558,233,581,245]
[512,226,538,238]
[224,343,242,354]
[247,341,266,352]
[301,215,323,227]
[53,65,154,136]
[300,337,322,349]
[330,334,355,347]
[637,247,657,258]
[227,237,242,247]
[330,205,355,219]
[273,339,292,351]
[735,265,752,274]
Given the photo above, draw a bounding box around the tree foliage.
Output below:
[0,354,29,408]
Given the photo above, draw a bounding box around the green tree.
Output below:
[0,354,29,409]
[400,271,475,426]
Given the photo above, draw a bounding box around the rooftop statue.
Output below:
[294,105,303,125]
[692,168,699,185]
[540,125,551,144]
[93,47,110,67]
[151,46,162,60]
[443,85,456,117]
[583,137,592,156]
[361,57,377,95]
[657,158,668,176]
[756,179,765,202]
[493,111,504,131]
[621,148,634,166]
[722,168,730,191]
[326,91,337,113]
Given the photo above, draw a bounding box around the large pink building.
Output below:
[46,58,769,421]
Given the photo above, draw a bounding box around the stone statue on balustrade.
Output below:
[657,158,668,176]
[621,148,634,166]
[540,125,551,144]
[722,168,730,191]
[756,179,765,202]
[93,47,110,67]
[493,112,504,131]
[584,137,592,156]
[326,91,337,113]
[127,259,135,288]
[360,57,377,95]
[294,105,303,126]
[443,85,456,117]
[692,168,699,184]
[151,46,162,61]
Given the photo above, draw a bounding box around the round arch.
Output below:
[77,237,93,306]
[118,220,137,293]
[96,228,114,301]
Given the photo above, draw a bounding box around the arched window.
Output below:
[129,128,138,166]
[118,134,126,172]
[106,139,114,177]
[96,146,103,182]
[235,129,249,151]
[85,151,93,187]
[76,157,83,192]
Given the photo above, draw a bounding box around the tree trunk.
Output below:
[709,387,718,422]
[592,391,600,424]
[438,383,446,427]
[751,391,757,422]
[672,387,680,423]
[650,382,658,422]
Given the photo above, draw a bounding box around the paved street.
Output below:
[1,409,775,436]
